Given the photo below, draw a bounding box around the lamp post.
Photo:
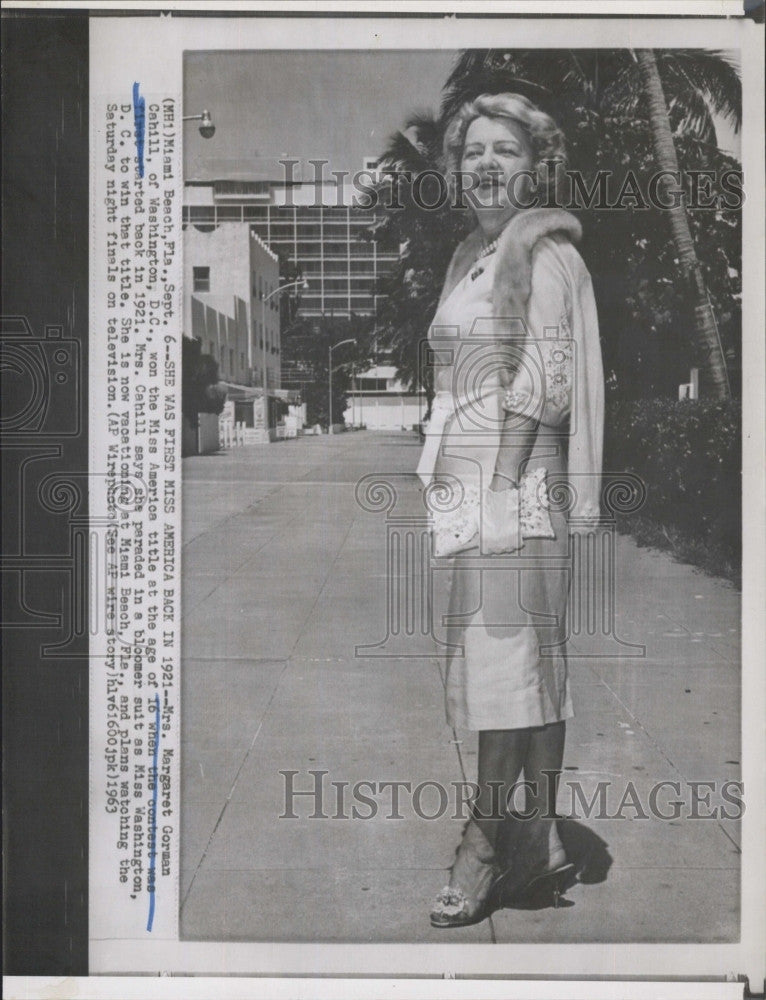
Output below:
[328,338,356,435]
[259,277,308,433]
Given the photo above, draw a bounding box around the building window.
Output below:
[325,278,350,292]
[229,348,234,373]
[296,224,321,239]
[322,207,348,220]
[324,260,349,275]
[218,206,243,221]
[324,242,348,257]
[189,206,215,224]
[193,266,210,292]
[358,377,389,391]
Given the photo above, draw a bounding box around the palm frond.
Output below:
[668,91,716,147]
[443,50,496,95]
[658,49,741,133]
[377,127,438,175]
[402,109,443,161]
[441,64,554,124]
[602,60,641,116]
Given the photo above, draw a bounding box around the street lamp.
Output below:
[183,109,216,139]
[328,338,356,435]
[259,277,309,431]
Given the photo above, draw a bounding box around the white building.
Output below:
[183,221,306,448]
[184,172,427,434]
[345,365,425,431]
[183,222,280,390]
[183,174,399,319]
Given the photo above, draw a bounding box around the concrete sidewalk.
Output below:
[179,431,741,944]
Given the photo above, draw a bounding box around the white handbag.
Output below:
[428,467,555,558]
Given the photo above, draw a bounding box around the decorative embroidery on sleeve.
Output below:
[501,310,573,422]
[501,387,533,415]
[541,310,573,419]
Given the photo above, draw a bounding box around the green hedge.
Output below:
[604,398,741,586]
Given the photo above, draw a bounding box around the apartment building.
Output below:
[183,222,280,390]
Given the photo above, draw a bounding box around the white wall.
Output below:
[345,394,425,430]
[183,222,278,388]
[184,223,251,384]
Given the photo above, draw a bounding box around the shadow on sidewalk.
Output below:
[493,817,613,912]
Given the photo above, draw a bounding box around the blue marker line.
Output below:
[133,82,146,178]
[146,692,160,931]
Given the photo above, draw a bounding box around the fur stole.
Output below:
[439,208,582,323]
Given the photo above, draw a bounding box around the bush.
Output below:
[182,336,227,429]
[604,398,741,586]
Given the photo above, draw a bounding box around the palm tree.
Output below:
[441,49,741,145]
[370,110,464,415]
[634,49,731,398]
[441,48,740,398]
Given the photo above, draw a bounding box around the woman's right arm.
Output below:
[489,412,538,491]
[490,240,573,489]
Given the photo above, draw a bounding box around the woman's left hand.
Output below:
[488,472,516,493]
[481,483,523,554]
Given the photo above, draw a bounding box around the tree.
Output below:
[370,48,741,402]
[440,48,740,398]
[441,49,741,145]
[634,48,731,398]
[182,336,227,428]
[570,108,741,400]
[281,313,376,429]
[368,111,465,417]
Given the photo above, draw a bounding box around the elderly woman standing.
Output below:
[417,93,604,928]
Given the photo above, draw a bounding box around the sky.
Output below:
[183,50,457,181]
[184,49,741,183]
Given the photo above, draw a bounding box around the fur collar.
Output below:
[492,208,581,320]
[440,208,582,320]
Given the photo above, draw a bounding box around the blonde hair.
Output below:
[443,92,566,202]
